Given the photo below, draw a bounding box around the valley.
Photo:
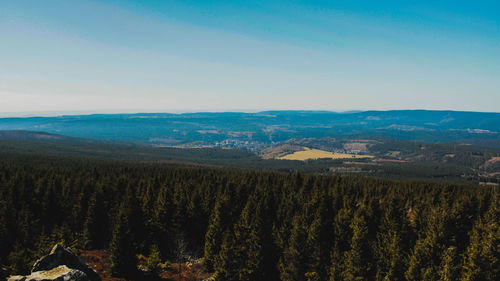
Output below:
[0,128,499,185]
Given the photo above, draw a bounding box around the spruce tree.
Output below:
[329,207,353,281]
[438,246,459,281]
[214,231,238,281]
[124,185,146,252]
[328,242,343,281]
[153,185,173,257]
[280,215,308,281]
[147,243,163,276]
[342,208,372,281]
[83,188,107,249]
[375,198,406,281]
[405,208,446,281]
[306,197,333,281]
[461,221,486,281]
[461,197,499,281]
[204,198,225,272]
[232,192,265,281]
[110,206,137,277]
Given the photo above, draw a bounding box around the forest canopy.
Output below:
[0,156,498,280]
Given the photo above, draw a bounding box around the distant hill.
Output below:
[0,110,499,148]
[0,131,257,167]
[0,130,86,142]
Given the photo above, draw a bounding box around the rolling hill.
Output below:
[0,110,499,149]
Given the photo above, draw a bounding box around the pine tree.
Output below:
[405,208,446,281]
[214,231,238,281]
[280,215,308,281]
[83,188,107,249]
[381,231,405,281]
[439,246,459,281]
[153,185,173,257]
[306,196,333,281]
[461,196,499,281]
[0,201,15,265]
[231,192,266,281]
[204,198,226,272]
[329,207,353,281]
[124,185,146,252]
[328,242,343,281]
[110,206,137,277]
[147,243,163,276]
[375,198,406,281]
[342,208,372,281]
[461,220,486,281]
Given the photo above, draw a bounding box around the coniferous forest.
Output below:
[0,156,498,281]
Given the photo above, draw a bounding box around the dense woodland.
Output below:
[0,156,498,280]
[1,135,499,184]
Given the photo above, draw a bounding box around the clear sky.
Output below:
[1,0,499,115]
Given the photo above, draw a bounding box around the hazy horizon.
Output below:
[2,108,500,119]
[2,0,499,113]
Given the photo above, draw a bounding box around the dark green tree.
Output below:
[306,196,333,281]
[374,198,407,281]
[342,208,373,281]
[153,185,173,257]
[204,198,226,272]
[329,207,353,281]
[461,197,499,281]
[438,246,459,281]
[110,207,137,277]
[214,231,238,281]
[83,188,107,249]
[280,215,308,281]
[405,208,446,281]
[147,243,163,276]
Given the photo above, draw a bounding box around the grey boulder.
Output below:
[7,265,87,281]
[6,244,100,281]
[31,245,100,281]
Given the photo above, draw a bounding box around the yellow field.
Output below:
[277,147,374,161]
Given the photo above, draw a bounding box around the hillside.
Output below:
[1,110,499,149]
[1,130,499,184]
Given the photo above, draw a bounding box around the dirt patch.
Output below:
[80,250,212,281]
[483,157,500,168]
[343,142,369,152]
[160,263,212,281]
[80,250,124,281]
[480,182,499,186]
[260,144,305,159]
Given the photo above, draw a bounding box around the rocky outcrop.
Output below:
[6,244,101,281]
[31,244,100,281]
[8,265,87,281]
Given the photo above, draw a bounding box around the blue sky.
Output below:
[1,0,499,115]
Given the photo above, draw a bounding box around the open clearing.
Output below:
[484,157,500,167]
[278,147,374,161]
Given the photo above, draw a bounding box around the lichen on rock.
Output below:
[31,244,100,281]
[8,265,87,281]
[6,244,101,281]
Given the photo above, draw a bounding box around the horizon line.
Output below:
[1,108,499,118]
